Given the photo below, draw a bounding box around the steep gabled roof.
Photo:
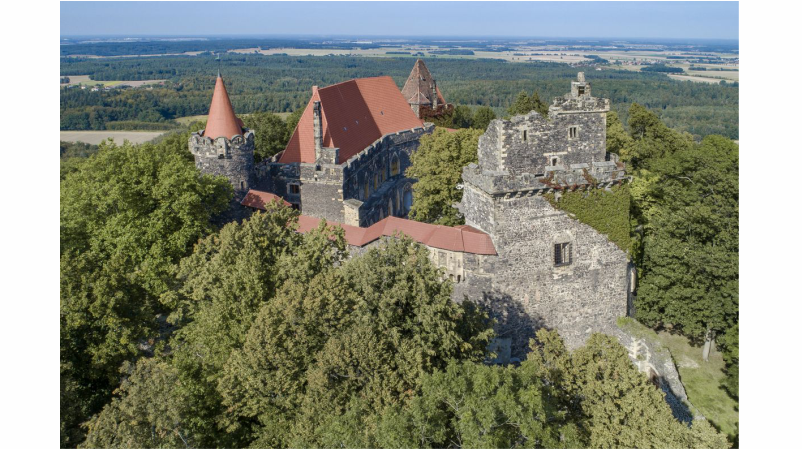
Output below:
[279,76,424,164]
[203,75,243,140]
[241,190,290,209]
[295,215,497,255]
[401,59,446,106]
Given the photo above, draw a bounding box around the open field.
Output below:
[618,318,738,442]
[60,131,167,145]
[667,74,734,84]
[61,74,166,87]
[175,112,291,126]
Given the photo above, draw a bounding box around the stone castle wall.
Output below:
[189,130,256,197]
[259,125,432,226]
[456,74,629,356]
[458,191,629,355]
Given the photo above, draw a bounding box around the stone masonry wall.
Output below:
[258,125,432,225]
[459,192,629,356]
[189,130,255,198]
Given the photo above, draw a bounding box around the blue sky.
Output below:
[60,1,738,40]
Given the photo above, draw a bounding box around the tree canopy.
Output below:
[60,134,232,447]
[406,128,483,226]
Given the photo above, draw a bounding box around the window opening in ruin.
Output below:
[577,86,585,95]
[457,275,461,283]
[551,157,558,166]
[523,130,527,141]
[240,181,245,190]
[569,127,578,138]
[289,184,300,195]
[554,242,572,267]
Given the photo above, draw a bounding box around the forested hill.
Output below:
[60,54,738,139]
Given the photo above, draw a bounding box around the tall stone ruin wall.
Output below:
[457,190,629,355]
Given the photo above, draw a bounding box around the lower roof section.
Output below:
[297,214,497,256]
[242,189,496,255]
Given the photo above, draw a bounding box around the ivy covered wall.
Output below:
[545,184,631,254]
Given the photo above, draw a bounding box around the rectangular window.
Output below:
[288,184,300,195]
[554,242,572,266]
[569,127,578,139]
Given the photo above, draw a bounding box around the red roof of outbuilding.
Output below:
[295,215,496,255]
[241,190,290,209]
[279,76,424,164]
[203,75,243,140]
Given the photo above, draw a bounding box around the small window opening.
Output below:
[551,157,558,166]
[522,130,527,141]
[289,184,300,195]
[240,181,245,190]
[569,127,578,138]
[554,242,572,267]
[577,86,585,95]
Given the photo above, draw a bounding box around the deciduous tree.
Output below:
[406,128,482,226]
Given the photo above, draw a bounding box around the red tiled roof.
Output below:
[401,59,447,106]
[203,75,243,140]
[295,215,496,255]
[279,76,423,164]
[241,190,290,209]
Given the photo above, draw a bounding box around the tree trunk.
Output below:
[702,328,716,362]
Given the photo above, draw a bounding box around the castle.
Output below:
[189,64,632,359]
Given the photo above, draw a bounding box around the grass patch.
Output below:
[657,331,739,441]
[617,317,738,442]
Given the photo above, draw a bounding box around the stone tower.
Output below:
[189,74,255,198]
[456,73,630,354]
[401,59,452,119]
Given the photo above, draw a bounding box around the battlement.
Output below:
[461,158,627,198]
[190,129,255,159]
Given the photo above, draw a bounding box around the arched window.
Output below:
[374,173,379,190]
[390,155,400,176]
[388,198,394,216]
[364,180,369,199]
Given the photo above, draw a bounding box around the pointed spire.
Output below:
[203,75,242,140]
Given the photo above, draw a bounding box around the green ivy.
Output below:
[545,184,631,254]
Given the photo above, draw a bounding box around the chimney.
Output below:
[312,99,323,161]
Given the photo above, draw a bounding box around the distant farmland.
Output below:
[60,130,167,145]
[60,75,165,87]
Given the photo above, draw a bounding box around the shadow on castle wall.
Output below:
[475,290,548,360]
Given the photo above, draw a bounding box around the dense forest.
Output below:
[60,54,739,139]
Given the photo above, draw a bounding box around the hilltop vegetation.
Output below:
[61,54,739,139]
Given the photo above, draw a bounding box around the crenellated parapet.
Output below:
[189,129,255,159]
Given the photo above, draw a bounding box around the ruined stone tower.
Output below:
[456,73,631,356]
[189,74,255,197]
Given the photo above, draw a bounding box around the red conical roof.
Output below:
[203,75,243,140]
